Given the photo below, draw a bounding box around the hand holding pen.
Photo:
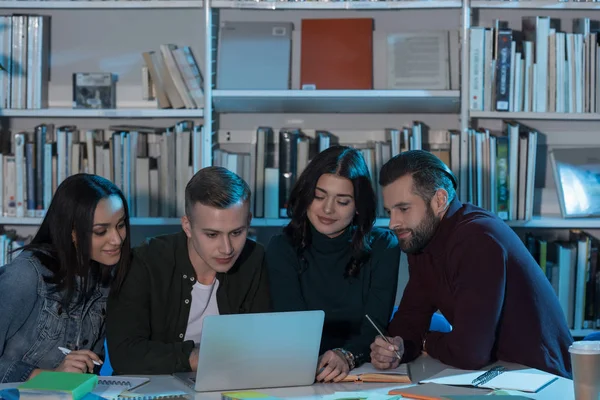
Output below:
[366,314,404,370]
[55,347,103,373]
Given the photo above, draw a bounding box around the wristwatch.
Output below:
[333,348,356,370]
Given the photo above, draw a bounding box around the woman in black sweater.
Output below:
[266,146,401,383]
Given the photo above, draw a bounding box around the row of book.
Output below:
[526,230,600,331]
[470,17,600,114]
[452,122,539,222]
[142,44,204,109]
[0,232,27,268]
[0,121,540,222]
[217,124,425,220]
[0,14,49,110]
[122,120,538,223]
[0,122,207,219]
[216,19,451,92]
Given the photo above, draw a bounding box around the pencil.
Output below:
[365,314,402,361]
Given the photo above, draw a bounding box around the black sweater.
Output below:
[266,226,401,367]
[106,231,271,375]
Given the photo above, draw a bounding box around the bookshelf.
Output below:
[0,217,394,228]
[212,90,460,114]
[506,217,600,229]
[0,108,204,118]
[0,1,201,9]
[211,0,462,10]
[470,111,600,121]
[471,0,600,10]
[467,0,600,336]
[0,216,183,226]
[0,0,597,336]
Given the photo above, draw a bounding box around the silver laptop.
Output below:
[217,21,293,89]
[173,310,324,392]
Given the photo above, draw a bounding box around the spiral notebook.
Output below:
[91,377,150,399]
[420,367,558,393]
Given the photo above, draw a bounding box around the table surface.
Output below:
[0,355,575,399]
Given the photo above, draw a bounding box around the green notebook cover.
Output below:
[18,372,98,400]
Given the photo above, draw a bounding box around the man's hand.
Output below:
[370,336,404,370]
[55,350,102,373]
[315,350,350,383]
[189,348,199,372]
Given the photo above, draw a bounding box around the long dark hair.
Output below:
[283,146,377,277]
[21,173,131,307]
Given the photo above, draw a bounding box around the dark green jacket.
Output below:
[106,231,270,375]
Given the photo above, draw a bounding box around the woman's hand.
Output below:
[55,350,102,373]
[315,350,350,383]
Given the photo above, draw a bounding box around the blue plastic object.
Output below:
[390,306,452,333]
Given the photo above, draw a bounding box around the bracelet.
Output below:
[333,348,356,370]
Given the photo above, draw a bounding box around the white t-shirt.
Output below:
[184,278,220,344]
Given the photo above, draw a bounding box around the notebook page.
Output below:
[351,362,408,376]
[92,377,150,399]
[485,371,557,392]
[420,368,557,393]
[420,368,483,385]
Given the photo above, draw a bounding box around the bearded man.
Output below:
[369,150,573,378]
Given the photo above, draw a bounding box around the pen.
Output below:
[58,347,102,366]
[365,314,402,361]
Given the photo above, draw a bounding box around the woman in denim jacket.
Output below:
[0,174,131,382]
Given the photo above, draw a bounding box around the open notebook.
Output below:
[92,377,150,399]
[341,363,410,383]
[420,368,558,393]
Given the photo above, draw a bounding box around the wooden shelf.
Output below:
[506,216,600,229]
[0,1,201,9]
[470,111,600,121]
[213,90,460,114]
[472,0,600,9]
[0,108,203,118]
[212,0,461,10]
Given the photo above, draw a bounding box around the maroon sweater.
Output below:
[389,199,573,378]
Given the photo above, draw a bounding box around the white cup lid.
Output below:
[569,341,600,355]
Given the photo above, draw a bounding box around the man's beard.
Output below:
[395,206,440,254]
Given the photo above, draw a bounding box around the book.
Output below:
[18,371,98,400]
[221,391,282,400]
[300,18,373,90]
[420,368,558,393]
[341,362,410,383]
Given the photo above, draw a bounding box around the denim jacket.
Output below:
[0,251,109,383]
